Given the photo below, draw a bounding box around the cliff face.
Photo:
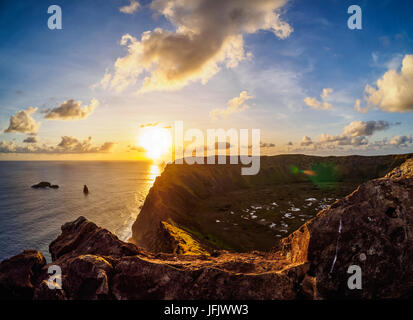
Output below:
[1,158,412,300]
[132,154,412,253]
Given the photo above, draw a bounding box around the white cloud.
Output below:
[260,142,276,148]
[295,120,393,151]
[304,88,333,110]
[354,99,370,114]
[44,99,99,120]
[102,0,293,93]
[0,136,115,154]
[343,120,390,137]
[321,88,333,99]
[320,134,368,147]
[364,54,413,112]
[210,91,253,120]
[389,135,413,147]
[4,107,40,134]
[56,136,114,153]
[119,0,141,14]
[300,136,313,146]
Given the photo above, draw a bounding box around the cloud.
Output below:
[140,122,161,128]
[260,142,276,148]
[210,91,253,120]
[343,120,390,137]
[304,88,333,110]
[315,121,390,148]
[300,136,313,146]
[389,135,413,147]
[98,142,117,152]
[321,88,333,99]
[0,140,45,153]
[23,136,37,143]
[119,0,140,14]
[364,54,413,112]
[128,145,147,152]
[0,137,115,154]
[304,97,332,110]
[354,99,370,114]
[294,120,394,151]
[320,134,368,147]
[4,107,40,134]
[102,0,292,92]
[372,52,379,64]
[44,99,99,120]
[56,136,114,153]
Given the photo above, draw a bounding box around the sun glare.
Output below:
[138,127,172,159]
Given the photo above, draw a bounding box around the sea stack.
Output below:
[83,185,89,194]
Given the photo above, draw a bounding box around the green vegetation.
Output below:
[161,221,210,256]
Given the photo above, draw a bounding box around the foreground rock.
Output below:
[31,181,59,189]
[0,250,46,299]
[280,159,413,299]
[15,217,302,300]
[1,158,412,300]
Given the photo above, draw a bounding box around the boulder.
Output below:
[0,250,46,300]
[49,216,140,261]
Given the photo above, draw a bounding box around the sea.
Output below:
[0,161,162,262]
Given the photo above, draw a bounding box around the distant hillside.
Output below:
[131,153,413,253]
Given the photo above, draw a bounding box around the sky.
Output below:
[0,0,412,161]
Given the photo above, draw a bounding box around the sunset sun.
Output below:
[138,127,172,160]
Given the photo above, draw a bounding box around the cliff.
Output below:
[1,158,412,300]
[132,154,412,253]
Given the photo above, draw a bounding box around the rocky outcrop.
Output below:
[31,181,59,189]
[1,158,412,300]
[49,216,140,261]
[280,158,413,299]
[4,217,304,300]
[0,250,46,299]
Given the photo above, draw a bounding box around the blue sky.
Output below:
[0,0,412,160]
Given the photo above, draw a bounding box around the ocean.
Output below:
[0,161,161,262]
